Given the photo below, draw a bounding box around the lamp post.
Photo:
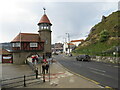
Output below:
[66,33,70,54]
[63,37,67,54]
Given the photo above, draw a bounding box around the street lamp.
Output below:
[66,33,70,54]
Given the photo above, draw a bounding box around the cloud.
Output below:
[0,1,118,44]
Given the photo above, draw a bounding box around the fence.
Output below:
[1,73,42,88]
[26,59,36,71]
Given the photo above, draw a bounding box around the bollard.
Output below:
[43,73,45,82]
[24,75,26,87]
[35,68,38,79]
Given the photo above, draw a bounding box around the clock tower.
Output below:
[38,8,52,57]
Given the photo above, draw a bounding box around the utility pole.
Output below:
[66,33,70,54]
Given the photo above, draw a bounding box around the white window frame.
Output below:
[12,43,20,47]
[30,43,38,47]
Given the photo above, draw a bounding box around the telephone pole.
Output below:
[66,33,70,54]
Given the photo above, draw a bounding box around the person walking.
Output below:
[46,63,49,73]
[42,62,46,74]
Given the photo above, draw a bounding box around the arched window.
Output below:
[47,26,49,29]
[41,26,43,30]
[44,26,46,29]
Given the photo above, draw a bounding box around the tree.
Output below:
[99,29,109,42]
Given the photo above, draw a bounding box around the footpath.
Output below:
[26,61,102,88]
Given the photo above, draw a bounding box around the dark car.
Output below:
[76,55,91,61]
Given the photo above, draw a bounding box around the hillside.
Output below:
[73,11,120,56]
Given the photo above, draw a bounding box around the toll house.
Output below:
[11,9,52,64]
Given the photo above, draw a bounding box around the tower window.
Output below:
[44,26,46,29]
[41,26,43,30]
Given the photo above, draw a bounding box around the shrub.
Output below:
[99,29,109,42]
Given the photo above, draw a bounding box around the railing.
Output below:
[26,60,36,71]
[1,74,42,88]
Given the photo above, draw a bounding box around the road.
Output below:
[53,54,119,88]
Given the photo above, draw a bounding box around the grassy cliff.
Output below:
[73,11,120,56]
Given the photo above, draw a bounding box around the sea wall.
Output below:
[91,56,120,64]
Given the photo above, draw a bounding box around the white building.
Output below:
[63,39,84,54]
[63,42,75,54]
[71,39,84,46]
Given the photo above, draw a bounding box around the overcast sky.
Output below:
[0,0,119,44]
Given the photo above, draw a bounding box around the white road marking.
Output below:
[88,67,106,73]
[104,64,112,67]
[114,66,119,68]
[91,71,113,79]
[104,64,119,68]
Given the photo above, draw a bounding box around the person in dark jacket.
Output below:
[42,63,46,74]
[46,63,49,73]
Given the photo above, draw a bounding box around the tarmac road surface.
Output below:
[53,54,119,89]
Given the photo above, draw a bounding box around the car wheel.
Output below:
[81,59,84,61]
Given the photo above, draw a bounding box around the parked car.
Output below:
[76,55,91,61]
[68,53,72,57]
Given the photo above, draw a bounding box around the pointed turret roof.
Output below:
[38,14,52,25]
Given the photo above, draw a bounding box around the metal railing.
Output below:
[1,59,47,89]
[26,60,36,71]
[1,74,42,88]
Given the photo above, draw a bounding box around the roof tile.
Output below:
[38,14,51,25]
[71,39,84,42]
[11,33,41,42]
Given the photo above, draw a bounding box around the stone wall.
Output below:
[91,56,120,64]
[13,51,42,64]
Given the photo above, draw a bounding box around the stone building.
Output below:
[11,10,52,64]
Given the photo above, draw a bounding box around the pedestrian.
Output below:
[43,58,47,62]
[35,67,38,79]
[34,55,38,65]
[32,56,35,63]
[46,63,49,73]
[42,62,46,74]
[38,56,43,63]
[41,58,49,74]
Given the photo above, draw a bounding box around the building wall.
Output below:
[71,42,81,47]
[13,51,42,64]
[39,30,52,54]
[0,55,2,63]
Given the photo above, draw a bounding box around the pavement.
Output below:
[1,59,103,88]
[25,61,102,88]
[1,64,34,79]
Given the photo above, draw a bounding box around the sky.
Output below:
[0,0,119,44]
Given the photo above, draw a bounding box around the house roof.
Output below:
[71,39,84,42]
[11,33,43,42]
[38,14,52,25]
[67,43,75,45]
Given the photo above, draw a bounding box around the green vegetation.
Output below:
[73,11,120,57]
[99,29,109,42]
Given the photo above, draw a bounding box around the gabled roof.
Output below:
[71,39,84,42]
[11,33,43,42]
[38,14,52,25]
[67,43,75,45]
